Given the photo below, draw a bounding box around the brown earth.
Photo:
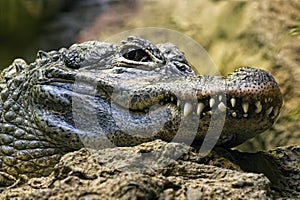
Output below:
[1,140,299,199]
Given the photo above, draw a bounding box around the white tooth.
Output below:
[171,96,174,102]
[177,100,181,107]
[273,106,279,117]
[208,111,212,115]
[274,113,280,121]
[232,112,237,117]
[219,95,222,101]
[266,106,273,115]
[183,103,193,117]
[242,102,249,113]
[243,114,248,117]
[209,98,215,108]
[255,101,262,113]
[218,102,227,112]
[230,98,236,108]
[265,98,268,103]
[197,102,205,116]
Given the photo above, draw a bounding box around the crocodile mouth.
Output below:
[32,80,181,141]
[31,67,283,148]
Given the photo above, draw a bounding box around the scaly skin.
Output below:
[0,36,282,181]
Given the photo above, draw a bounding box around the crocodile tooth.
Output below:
[218,102,227,112]
[255,101,262,113]
[170,96,174,102]
[243,114,248,117]
[273,106,279,117]
[209,98,215,108]
[242,102,249,113]
[230,98,236,108]
[232,112,237,117]
[266,106,273,115]
[183,103,193,117]
[177,100,181,107]
[219,95,222,101]
[273,107,279,122]
[208,111,212,115]
[197,102,205,116]
[268,97,272,102]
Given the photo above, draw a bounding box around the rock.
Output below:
[231,146,300,198]
[0,140,273,199]
[199,145,300,198]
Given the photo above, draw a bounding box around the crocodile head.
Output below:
[0,36,282,178]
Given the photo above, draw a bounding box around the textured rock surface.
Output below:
[200,145,300,198]
[232,146,300,198]
[0,140,273,199]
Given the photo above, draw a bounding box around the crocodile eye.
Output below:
[123,49,152,62]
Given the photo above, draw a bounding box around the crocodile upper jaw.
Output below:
[30,64,282,149]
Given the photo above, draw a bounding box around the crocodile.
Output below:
[0,36,282,181]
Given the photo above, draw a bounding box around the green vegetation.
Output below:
[281,105,300,122]
[289,25,300,36]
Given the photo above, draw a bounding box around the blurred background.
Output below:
[0,0,299,151]
[0,0,109,68]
